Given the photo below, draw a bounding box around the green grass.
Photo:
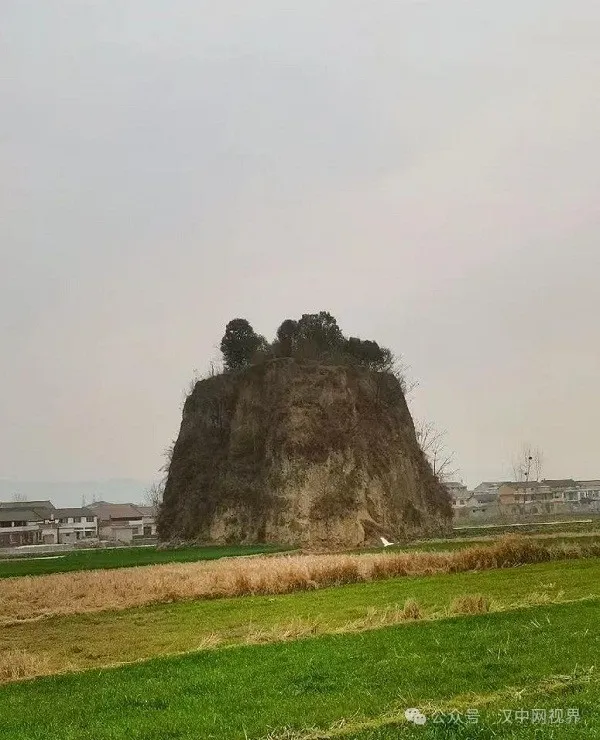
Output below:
[357,532,600,554]
[1,558,600,692]
[0,544,291,578]
[450,518,600,537]
[4,528,600,579]
[394,533,600,553]
[0,597,598,739]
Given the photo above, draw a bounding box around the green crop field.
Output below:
[1,531,599,739]
[3,557,600,674]
[357,530,600,554]
[0,543,291,578]
[449,518,600,538]
[0,596,598,739]
[1,549,599,738]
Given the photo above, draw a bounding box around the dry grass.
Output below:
[245,619,321,645]
[343,599,424,632]
[0,650,58,683]
[0,537,597,625]
[449,593,491,615]
[401,598,423,620]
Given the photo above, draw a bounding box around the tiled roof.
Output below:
[54,507,96,518]
[0,508,44,522]
[87,502,144,520]
[134,505,156,517]
[0,500,55,510]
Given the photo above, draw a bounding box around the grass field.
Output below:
[0,543,291,578]
[1,557,599,678]
[1,530,599,738]
[361,531,600,554]
[2,529,599,580]
[3,537,600,624]
[0,597,597,738]
[450,517,600,537]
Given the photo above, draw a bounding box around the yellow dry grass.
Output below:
[0,650,59,683]
[449,593,491,615]
[0,537,595,625]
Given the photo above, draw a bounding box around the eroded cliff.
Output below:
[158,359,451,548]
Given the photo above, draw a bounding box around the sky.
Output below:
[1,1,599,505]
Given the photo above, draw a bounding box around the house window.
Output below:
[86,516,94,522]
[59,518,68,524]
[74,517,82,523]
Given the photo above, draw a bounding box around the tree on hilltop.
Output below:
[295,311,344,357]
[220,318,265,371]
[275,319,298,357]
[345,337,393,372]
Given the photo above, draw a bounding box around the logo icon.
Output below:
[405,708,427,725]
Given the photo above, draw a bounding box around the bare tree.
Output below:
[392,355,419,397]
[143,480,164,513]
[512,443,544,483]
[415,420,457,482]
[11,492,27,503]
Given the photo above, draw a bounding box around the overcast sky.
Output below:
[1,1,599,504]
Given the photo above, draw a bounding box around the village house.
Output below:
[40,507,99,544]
[498,479,600,516]
[448,478,600,523]
[0,499,155,548]
[87,502,157,543]
[0,507,44,547]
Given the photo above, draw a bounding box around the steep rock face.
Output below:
[158,359,451,548]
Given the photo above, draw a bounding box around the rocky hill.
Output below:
[158,358,451,549]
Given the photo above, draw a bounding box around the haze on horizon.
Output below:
[2,1,599,507]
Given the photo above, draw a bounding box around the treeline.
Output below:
[219,311,394,374]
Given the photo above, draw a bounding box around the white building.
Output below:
[40,507,99,544]
[445,482,472,508]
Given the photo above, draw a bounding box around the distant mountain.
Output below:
[0,478,153,508]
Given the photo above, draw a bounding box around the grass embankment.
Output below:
[1,558,599,681]
[360,531,600,554]
[0,598,597,739]
[451,517,600,538]
[2,537,599,624]
[0,544,291,578]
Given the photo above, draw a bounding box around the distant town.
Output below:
[0,500,156,548]
[448,479,600,522]
[2,478,599,549]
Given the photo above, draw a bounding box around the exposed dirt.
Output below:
[159,359,452,548]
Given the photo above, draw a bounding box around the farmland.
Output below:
[0,598,598,738]
[0,532,598,738]
[2,535,600,624]
[1,557,599,678]
[0,543,291,579]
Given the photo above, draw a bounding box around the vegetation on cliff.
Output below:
[219,311,396,377]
